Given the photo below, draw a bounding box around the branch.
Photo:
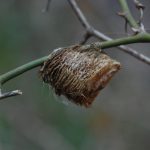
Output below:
[118,0,139,29]
[118,0,145,33]
[0,56,48,85]
[67,0,91,30]
[0,33,150,87]
[94,33,150,49]
[42,0,52,13]
[0,90,22,100]
[67,0,150,65]
[133,0,145,25]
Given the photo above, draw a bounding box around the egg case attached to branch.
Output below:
[40,44,121,107]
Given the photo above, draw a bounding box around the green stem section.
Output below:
[100,33,150,48]
[118,0,139,29]
[0,33,150,85]
[0,56,48,85]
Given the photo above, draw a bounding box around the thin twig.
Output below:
[79,32,91,45]
[0,90,22,100]
[67,0,91,30]
[133,0,145,26]
[67,0,150,65]
[67,0,93,43]
[117,12,128,34]
[42,0,51,13]
[91,30,150,65]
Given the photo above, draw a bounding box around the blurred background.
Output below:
[0,0,150,150]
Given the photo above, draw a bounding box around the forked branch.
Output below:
[67,0,149,64]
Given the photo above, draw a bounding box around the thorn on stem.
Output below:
[117,12,129,34]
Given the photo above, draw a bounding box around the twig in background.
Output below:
[118,0,140,33]
[0,90,22,100]
[67,0,150,65]
[79,32,91,45]
[117,12,128,34]
[133,0,145,28]
[42,0,51,13]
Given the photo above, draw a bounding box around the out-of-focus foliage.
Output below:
[0,0,150,150]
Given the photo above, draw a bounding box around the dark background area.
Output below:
[0,0,150,150]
